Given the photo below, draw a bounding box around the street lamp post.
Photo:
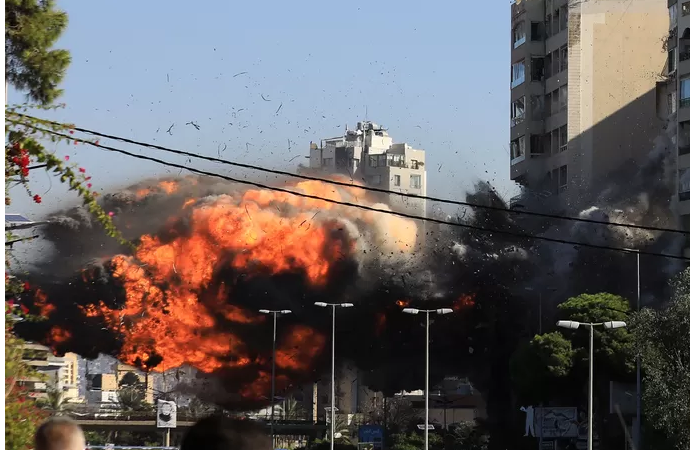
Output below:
[557,320,627,450]
[259,309,292,449]
[402,307,454,450]
[314,302,354,450]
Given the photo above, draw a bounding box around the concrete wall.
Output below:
[570,0,667,198]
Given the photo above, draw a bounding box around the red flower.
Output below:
[33,194,42,204]
[7,300,14,308]
[65,155,70,161]
[23,282,30,291]
[87,183,92,188]
[85,176,92,181]
[21,167,29,177]
[79,167,86,173]
[108,211,114,217]
[20,305,29,314]
[69,130,74,134]
[94,140,100,145]
[74,140,78,145]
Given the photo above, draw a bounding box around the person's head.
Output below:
[181,415,270,450]
[35,417,86,450]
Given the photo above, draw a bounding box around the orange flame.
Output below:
[396,299,410,307]
[454,293,476,310]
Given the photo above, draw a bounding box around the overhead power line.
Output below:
[22,123,690,262]
[9,112,689,236]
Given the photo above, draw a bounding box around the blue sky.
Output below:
[8,0,512,217]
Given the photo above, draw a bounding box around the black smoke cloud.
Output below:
[13,123,682,446]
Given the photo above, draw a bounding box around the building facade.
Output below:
[309,121,428,219]
[510,0,668,207]
[667,0,690,241]
[21,343,82,403]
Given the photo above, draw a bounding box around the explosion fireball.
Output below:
[22,175,421,402]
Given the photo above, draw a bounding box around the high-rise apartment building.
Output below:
[510,0,668,207]
[308,121,427,219]
[667,1,690,236]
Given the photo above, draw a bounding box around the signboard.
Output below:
[156,400,177,428]
[536,407,580,438]
[416,424,435,430]
[358,425,384,444]
[520,406,581,438]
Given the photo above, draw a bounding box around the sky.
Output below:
[7,0,513,219]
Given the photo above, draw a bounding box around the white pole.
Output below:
[635,251,642,450]
[270,312,277,449]
[588,324,594,450]
[331,305,336,450]
[425,310,430,450]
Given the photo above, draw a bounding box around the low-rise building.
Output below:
[21,343,82,403]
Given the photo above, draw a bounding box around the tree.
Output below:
[389,432,443,450]
[445,421,489,450]
[631,268,690,449]
[5,0,71,105]
[510,332,574,404]
[510,293,634,446]
[5,306,49,450]
[363,396,418,433]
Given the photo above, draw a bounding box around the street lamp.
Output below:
[403,307,454,450]
[623,248,642,449]
[314,302,354,450]
[557,320,627,450]
[259,309,292,449]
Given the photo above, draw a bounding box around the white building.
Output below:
[309,121,428,219]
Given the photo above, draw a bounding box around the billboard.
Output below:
[156,400,177,429]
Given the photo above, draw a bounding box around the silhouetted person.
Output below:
[181,415,271,450]
[35,417,86,450]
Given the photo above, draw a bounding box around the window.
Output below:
[669,91,678,116]
[558,165,568,192]
[513,21,526,48]
[670,3,678,28]
[511,136,526,162]
[681,76,690,107]
[410,174,422,189]
[545,92,552,116]
[531,57,545,81]
[370,175,381,185]
[393,175,401,186]
[530,134,545,155]
[669,47,677,74]
[511,60,526,88]
[545,14,552,38]
[550,88,559,114]
[559,6,568,30]
[531,95,545,120]
[511,96,526,127]
[559,125,568,152]
[369,155,378,167]
[553,9,561,34]
[683,1,690,17]
[553,50,560,76]
[545,53,553,78]
[551,128,560,154]
[531,22,545,41]
[560,45,568,72]
[559,85,568,111]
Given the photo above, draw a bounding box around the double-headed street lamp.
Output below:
[259,309,292,449]
[403,307,454,450]
[557,320,627,450]
[314,302,354,450]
